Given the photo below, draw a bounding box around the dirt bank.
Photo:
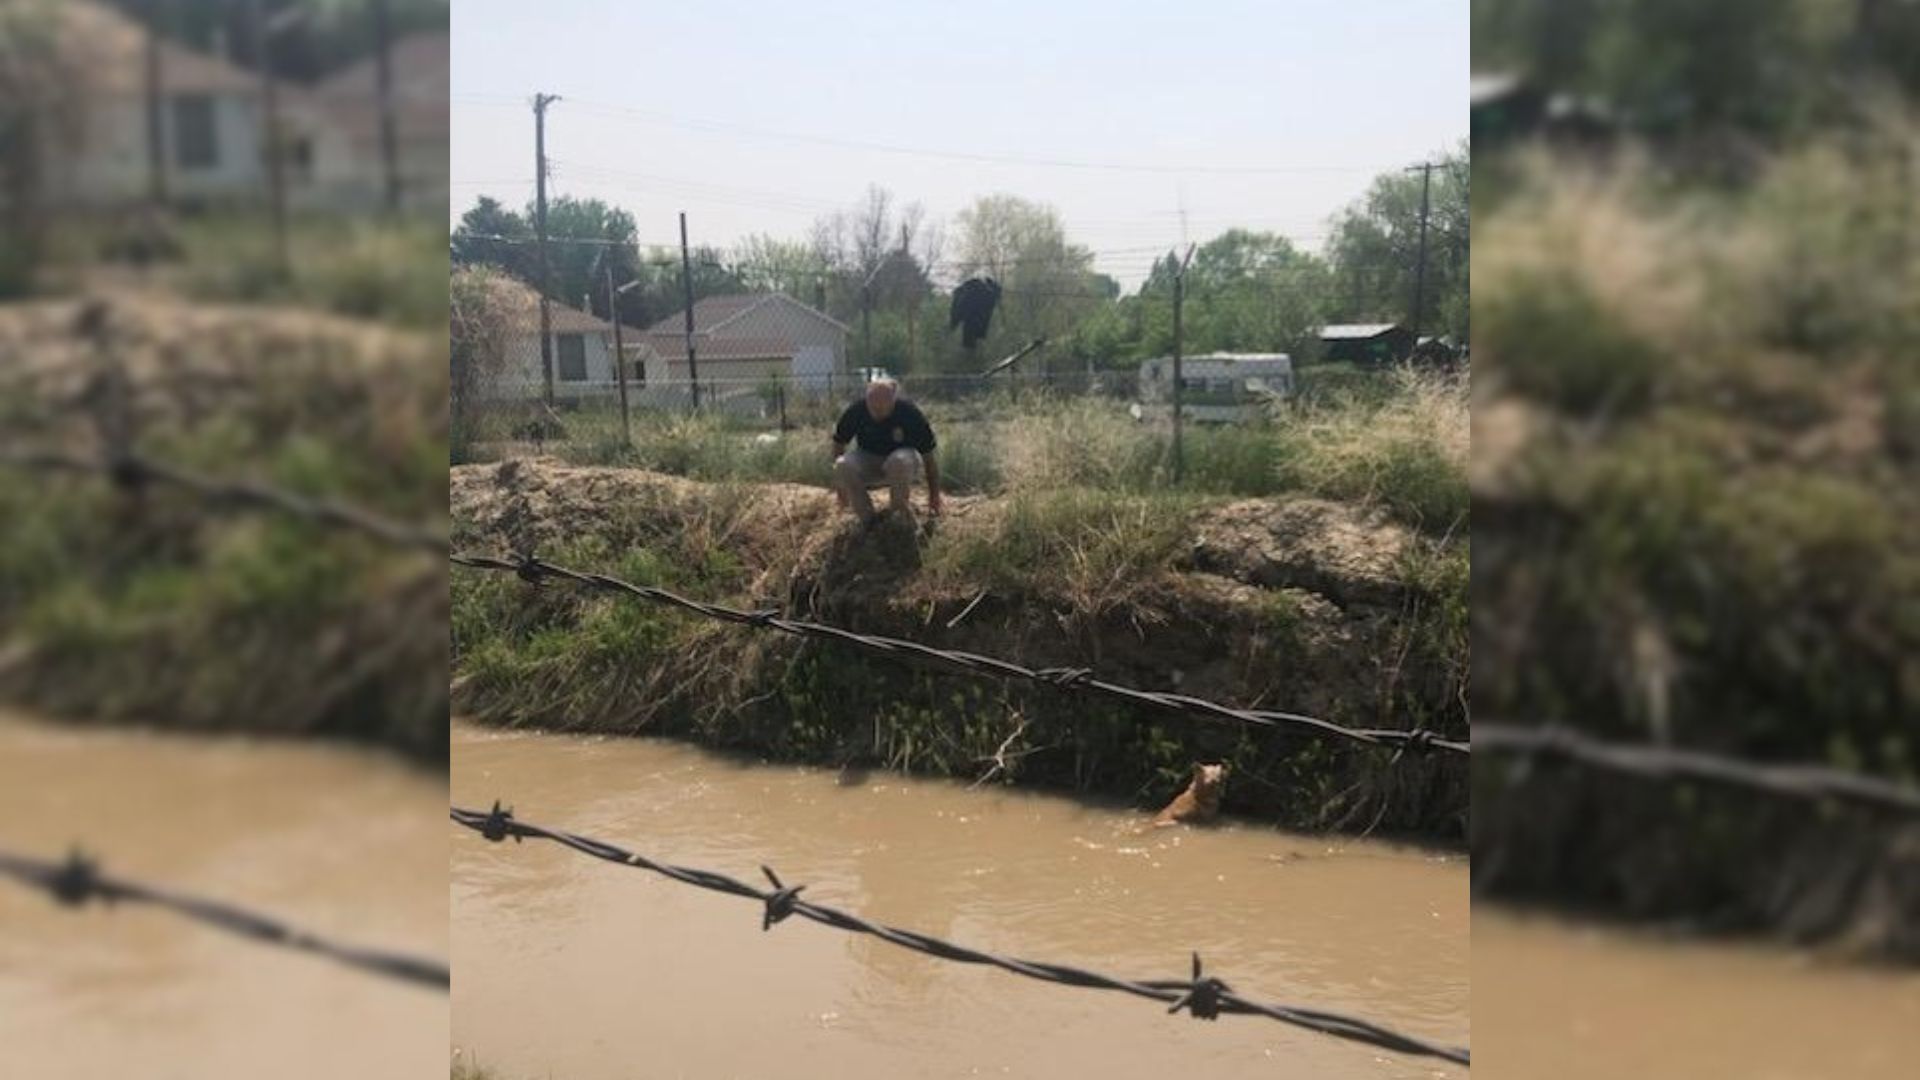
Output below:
[451,458,1468,838]
[0,296,447,758]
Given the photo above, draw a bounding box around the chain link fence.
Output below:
[446,267,1411,468]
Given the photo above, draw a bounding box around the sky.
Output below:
[451,0,1467,289]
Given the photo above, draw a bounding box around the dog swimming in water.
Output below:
[1152,762,1229,827]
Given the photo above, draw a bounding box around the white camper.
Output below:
[1135,352,1293,423]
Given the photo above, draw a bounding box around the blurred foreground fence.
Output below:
[0,849,448,990]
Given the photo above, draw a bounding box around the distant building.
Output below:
[1136,352,1293,423]
[634,293,850,393]
[1319,323,1414,365]
[483,278,632,402]
[36,1,430,212]
[1472,70,1619,150]
[311,31,450,211]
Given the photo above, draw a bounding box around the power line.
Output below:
[556,98,1396,177]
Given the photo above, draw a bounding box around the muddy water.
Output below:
[1475,909,1920,1079]
[0,711,447,1080]
[451,721,1469,1079]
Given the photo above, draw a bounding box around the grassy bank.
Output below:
[459,368,1469,535]
[0,298,449,758]
[1472,134,1920,954]
[451,458,1469,839]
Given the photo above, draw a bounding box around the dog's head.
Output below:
[1190,762,1229,797]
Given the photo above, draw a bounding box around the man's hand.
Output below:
[927,488,944,516]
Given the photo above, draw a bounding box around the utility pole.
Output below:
[372,0,400,212]
[1171,243,1195,484]
[1407,161,1435,347]
[247,0,287,279]
[900,223,916,372]
[606,266,631,446]
[533,93,559,405]
[143,0,167,204]
[679,211,702,410]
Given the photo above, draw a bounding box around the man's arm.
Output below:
[923,450,942,513]
[830,403,858,460]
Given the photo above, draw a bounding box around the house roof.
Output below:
[317,32,449,102]
[1471,72,1527,105]
[313,32,449,142]
[635,335,795,363]
[647,292,850,336]
[62,1,281,97]
[1320,323,1404,341]
[495,277,614,335]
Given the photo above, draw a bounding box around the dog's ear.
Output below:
[1190,762,1205,781]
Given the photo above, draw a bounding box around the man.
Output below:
[831,378,942,523]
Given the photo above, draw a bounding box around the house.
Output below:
[36,2,372,211]
[485,278,632,402]
[1472,70,1619,150]
[1319,323,1414,365]
[1135,352,1293,423]
[312,31,449,211]
[633,293,850,396]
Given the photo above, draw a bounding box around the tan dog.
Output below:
[1152,763,1229,827]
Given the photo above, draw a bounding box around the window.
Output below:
[1211,378,1235,395]
[557,334,588,381]
[172,95,218,170]
[286,136,314,184]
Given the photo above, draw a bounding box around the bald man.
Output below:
[831,378,942,523]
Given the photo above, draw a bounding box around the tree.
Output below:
[949,193,1104,368]
[450,196,531,279]
[1326,143,1470,343]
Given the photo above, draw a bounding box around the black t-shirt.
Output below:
[833,398,937,455]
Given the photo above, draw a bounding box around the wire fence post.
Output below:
[247,0,288,280]
[777,380,789,431]
[606,265,631,447]
[373,0,401,212]
[1171,243,1195,483]
[680,211,702,412]
[534,92,559,406]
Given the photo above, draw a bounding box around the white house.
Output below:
[632,293,850,404]
[484,278,633,402]
[1137,352,1293,423]
[311,31,449,211]
[39,2,365,210]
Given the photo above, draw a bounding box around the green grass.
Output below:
[44,212,449,331]
[462,369,1468,531]
[1473,131,1920,948]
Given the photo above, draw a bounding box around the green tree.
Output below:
[1326,143,1470,343]
[949,193,1105,369]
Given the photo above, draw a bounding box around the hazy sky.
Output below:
[451,0,1466,288]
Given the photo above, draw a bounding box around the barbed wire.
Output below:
[449,803,1469,1067]
[0,848,448,991]
[1474,723,1920,817]
[0,447,447,555]
[447,550,1467,758]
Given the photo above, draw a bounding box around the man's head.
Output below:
[865,377,899,420]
